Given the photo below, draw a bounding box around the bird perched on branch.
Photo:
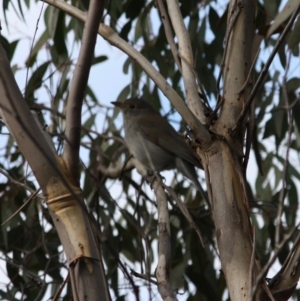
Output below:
[112,97,208,204]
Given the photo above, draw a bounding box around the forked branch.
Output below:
[233,5,300,132]
[63,0,104,185]
[165,0,207,123]
[42,0,212,147]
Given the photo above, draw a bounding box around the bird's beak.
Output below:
[111,101,122,108]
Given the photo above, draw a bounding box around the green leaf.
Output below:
[86,85,98,103]
[263,117,275,139]
[198,16,207,46]
[26,31,49,67]
[44,5,60,40]
[83,114,96,130]
[0,36,19,61]
[124,0,146,19]
[53,10,68,58]
[285,178,298,226]
[288,17,300,49]
[264,0,281,19]
[122,57,131,75]
[278,43,286,68]
[120,20,132,42]
[267,0,300,38]
[25,61,50,103]
[6,262,24,290]
[208,6,220,36]
[286,77,300,93]
[92,55,108,65]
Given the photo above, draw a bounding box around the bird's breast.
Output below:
[124,128,175,172]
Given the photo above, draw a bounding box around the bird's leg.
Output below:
[146,170,165,189]
[145,169,155,188]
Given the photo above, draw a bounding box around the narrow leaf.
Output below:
[267,0,300,38]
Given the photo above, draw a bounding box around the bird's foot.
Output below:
[146,171,164,189]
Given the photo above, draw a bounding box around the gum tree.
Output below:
[0,0,299,300]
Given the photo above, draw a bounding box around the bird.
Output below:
[112,97,208,204]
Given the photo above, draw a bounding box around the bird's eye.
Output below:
[129,104,135,109]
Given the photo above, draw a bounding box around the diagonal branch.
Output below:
[0,43,59,191]
[153,179,178,301]
[1,12,111,301]
[216,2,242,97]
[156,0,182,74]
[41,0,212,147]
[63,0,105,185]
[269,232,300,299]
[275,63,294,248]
[249,223,299,301]
[233,5,300,132]
[165,0,206,123]
[0,167,38,193]
[163,183,204,246]
[1,189,41,226]
[215,0,255,137]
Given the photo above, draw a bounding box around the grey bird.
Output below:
[112,98,208,204]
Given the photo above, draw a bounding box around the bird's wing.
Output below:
[136,114,201,168]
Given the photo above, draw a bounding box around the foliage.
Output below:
[0,0,300,300]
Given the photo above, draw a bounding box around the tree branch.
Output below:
[156,0,182,74]
[41,0,212,147]
[233,5,300,132]
[216,2,242,97]
[249,223,299,301]
[269,231,300,300]
[1,189,41,226]
[275,63,294,248]
[0,42,59,192]
[162,182,204,246]
[63,0,105,185]
[165,0,206,124]
[97,158,136,178]
[153,178,178,301]
[0,168,38,193]
[215,0,254,140]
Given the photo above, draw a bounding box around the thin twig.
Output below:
[0,168,37,193]
[178,53,210,110]
[3,255,45,283]
[1,189,41,226]
[269,232,300,288]
[275,53,294,248]
[262,283,276,301]
[130,269,158,285]
[161,180,204,247]
[233,6,300,131]
[52,272,70,301]
[156,0,182,73]
[82,127,126,144]
[249,223,299,301]
[90,213,141,301]
[248,227,256,301]
[24,1,45,97]
[208,97,224,124]
[248,229,275,301]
